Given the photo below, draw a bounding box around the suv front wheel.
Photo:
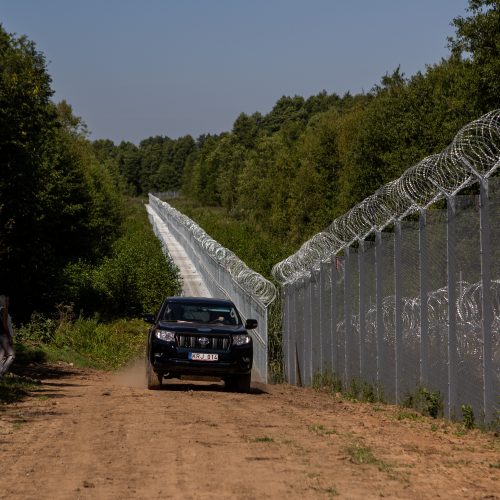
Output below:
[225,373,251,393]
[146,357,162,390]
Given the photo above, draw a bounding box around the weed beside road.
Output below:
[1,316,146,406]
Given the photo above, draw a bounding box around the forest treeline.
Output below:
[97,0,499,248]
[1,1,499,321]
[0,25,180,322]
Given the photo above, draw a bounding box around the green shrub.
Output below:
[403,387,444,419]
[347,378,378,403]
[461,404,475,430]
[312,370,343,394]
[17,310,146,370]
[62,199,181,318]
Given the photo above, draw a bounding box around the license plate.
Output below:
[189,352,218,361]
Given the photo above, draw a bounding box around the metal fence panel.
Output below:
[381,232,396,401]
[363,241,378,387]
[486,177,500,422]
[399,219,421,401]
[334,257,346,386]
[149,112,500,423]
[348,246,361,384]
[272,111,500,423]
[311,270,322,382]
[455,195,483,420]
[319,261,332,372]
[425,209,449,412]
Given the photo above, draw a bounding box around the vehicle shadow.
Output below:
[159,378,268,395]
[12,362,81,382]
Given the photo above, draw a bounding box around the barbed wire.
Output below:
[148,195,277,306]
[272,109,500,284]
[332,280,500,359]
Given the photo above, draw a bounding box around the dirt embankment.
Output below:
[0,362,499,499]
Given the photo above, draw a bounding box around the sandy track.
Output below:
[0,363,499,500]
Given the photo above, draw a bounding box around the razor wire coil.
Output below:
[148,195,277,306]
[272,109,500,284]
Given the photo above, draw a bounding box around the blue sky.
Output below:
[2,0,470,144]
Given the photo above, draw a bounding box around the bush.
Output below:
[62,199,182,318]
[17,308,146,370]
[403,387,444,419]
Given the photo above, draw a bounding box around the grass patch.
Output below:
[17,314,146,370]
[345,442,390,472]
[251,436,274,443]
[2,316,146,405]
[346,378,380,403]
[313,370,384,405]
[323,487,339,497]
[313,371,342,394]
[395,410,423,422]
[311,485,339,497]
[308,424,337,436]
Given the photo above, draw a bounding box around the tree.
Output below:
[116,141,141,195]
[262,95,306,133]
[0,26,125,318]
[155,135,195,192]
[0,25,56,317]
[232,112,262,149]
[449,0,500,111]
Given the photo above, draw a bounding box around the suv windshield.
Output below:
[162,302,241,326]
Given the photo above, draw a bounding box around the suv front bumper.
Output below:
[150,339,253,377]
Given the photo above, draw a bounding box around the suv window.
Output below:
[162,302,241,326]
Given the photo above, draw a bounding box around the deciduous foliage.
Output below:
[0,25,180,321]
[92,1,500,263]
[449,0,500,111]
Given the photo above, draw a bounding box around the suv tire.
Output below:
[146,357,162,390]
[226,373,251,393]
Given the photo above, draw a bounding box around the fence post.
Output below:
[447,196,458,419]
[375,231,383,393]
[419,209,429,387]
[358,240,366,381]
[331,254,338,375]
[288,283,297,385]
[282,285,290,383]
[311,270,321,382]
[394,220,403,403]
[303,277,313,385]
[319,262,325,371]
[295,279,304,386]
[479,178,493,422]
[344,246,351,386]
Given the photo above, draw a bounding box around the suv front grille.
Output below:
[176,334,231,351]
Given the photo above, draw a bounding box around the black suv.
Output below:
[144,297,257,392]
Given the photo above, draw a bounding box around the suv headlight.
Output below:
[155,329,176,342]
[233,334,251,346]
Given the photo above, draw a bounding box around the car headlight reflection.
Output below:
[155,329,176,342]
[233,334,251,346]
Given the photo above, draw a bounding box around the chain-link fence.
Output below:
[274,110,500,423]
[148,195,277,383]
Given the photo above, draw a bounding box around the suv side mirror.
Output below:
[143,314,155,324]
[245,319,258,330]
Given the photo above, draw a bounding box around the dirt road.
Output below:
[0,363,499,500]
